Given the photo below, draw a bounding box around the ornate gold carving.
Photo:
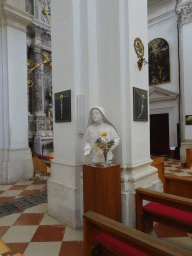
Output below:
[134,38,148,71]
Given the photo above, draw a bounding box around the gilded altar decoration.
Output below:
[133,87,148,122]
[94,133,115,167]
[134,38,148,71]
[148,38,170,86]
[27,52,52,87]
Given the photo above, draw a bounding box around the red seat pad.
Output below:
[143,202,192,224]
[96,233,149,256]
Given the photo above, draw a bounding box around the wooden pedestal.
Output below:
[83,164,121,222]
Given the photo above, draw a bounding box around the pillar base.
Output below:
[121,160,162,228]
[0,147,33,184]
[47,160,83,229]
[180,141,192,162]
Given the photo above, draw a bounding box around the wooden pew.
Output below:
[164,173,192,199]
[181,148,192,168]
[186,148,192,168]
[151,157,164,186]
[84,211,191,256]
[38,159,51,176]
[136,188,192,235]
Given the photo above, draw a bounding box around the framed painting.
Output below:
[148,38,170,86]
[186,115,192,125]
[55,90,71,122]
[133,87,148,122]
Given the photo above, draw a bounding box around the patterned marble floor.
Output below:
[0,177,83,256]
[0,158,192,255]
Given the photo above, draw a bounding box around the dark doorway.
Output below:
[150,113,169,156]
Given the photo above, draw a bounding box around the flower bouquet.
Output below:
[94,132,115,167]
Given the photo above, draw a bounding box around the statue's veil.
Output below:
[86,106,117,131]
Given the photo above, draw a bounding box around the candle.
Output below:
[48,112,50,118]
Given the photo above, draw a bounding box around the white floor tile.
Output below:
[40,213,64,225]
[25,184,45,190]
[23,242,62,256]
[0,190,23,197]
[63,226,83,241]
[174,173,191,176]
[15,181,33,185]
[2,225,38,243]
[23,203,48,213]
[0,185,13,191]
[0,213,21,226]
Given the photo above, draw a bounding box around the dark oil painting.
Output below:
[133,87,148,122]
[148,38,170,86]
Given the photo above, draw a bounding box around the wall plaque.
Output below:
[186,115,192,125]
[133,87,148,122]
[55,90,71,122]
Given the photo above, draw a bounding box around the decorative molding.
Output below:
[148,0,167,8]
[148,9,177,27]
[176,0,192,26]
[149,86,179,103]
[0,2,33,32]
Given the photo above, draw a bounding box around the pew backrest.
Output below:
[84,211,191,256]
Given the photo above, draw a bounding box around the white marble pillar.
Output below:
[48,0,87,229]
[49,0,161,229]
[0,0,33,183]
[177,1,192,161]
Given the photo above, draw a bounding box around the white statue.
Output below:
[84,106,120,165]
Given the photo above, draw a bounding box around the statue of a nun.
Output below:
[84,106,120,165]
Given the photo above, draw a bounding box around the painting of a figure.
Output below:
[148,38,170,86]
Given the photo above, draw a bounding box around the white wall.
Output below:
[148,3,180,148]
[7,27,28,148]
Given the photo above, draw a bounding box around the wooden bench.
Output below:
[164,173,192,199]
[32,157,51,178]
[84,211,191,256]
[0,238,23,256]
[151,157,164,185]
[136,187,192,235]
[181,148,192,168]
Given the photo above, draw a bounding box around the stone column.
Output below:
[31,28,45,136]
[0,0,33,183]
[48,0,161,229]
[176,1,192,161]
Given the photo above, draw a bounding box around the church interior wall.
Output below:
[182,21,192,140]
[148,3,180,149]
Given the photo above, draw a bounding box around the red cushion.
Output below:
[143,202,192,224]
[96,233,149,256]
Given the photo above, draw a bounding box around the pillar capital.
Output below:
[176,0,192,26]
[0,0,33,32]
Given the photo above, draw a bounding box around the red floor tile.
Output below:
[0,191,5,195]
[8,185,28,190]
[59,241,84,256]
[0,226,10,238]
[154,223,189,238]
[6,243,29,255]
[13,213,45,226]
[18,190,40,196]
[0,197,15,203]
[31,225,66,242]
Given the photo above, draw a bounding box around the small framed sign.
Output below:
[55,90,71,122]
[186,115,192,125]
[133,87,148,122]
